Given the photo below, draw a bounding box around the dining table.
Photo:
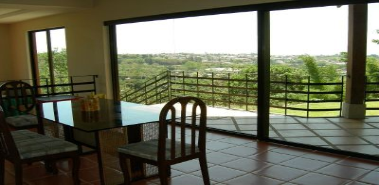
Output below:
[34,97,164,185]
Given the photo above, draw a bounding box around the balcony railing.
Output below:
[122,71,378,118]
[0,75,98,97]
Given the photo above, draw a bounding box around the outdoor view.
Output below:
[33,28,69,93]
[115,5,379,117]
[114,4,379,156]
[116,11,259,134]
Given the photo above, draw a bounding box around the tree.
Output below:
[299,55,322,84]
[339,52,348,63]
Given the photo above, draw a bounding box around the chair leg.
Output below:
[119,153,131,185]
[0,157,4,185]
[199,154,210,185]
[158,164,169,185]
[72,156,81,185]
[167,166,171,177]
[14,164,23,185]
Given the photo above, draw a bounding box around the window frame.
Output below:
[28,27,66,94]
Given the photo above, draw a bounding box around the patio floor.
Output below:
[149,104,379,156]
[204,108,379,156]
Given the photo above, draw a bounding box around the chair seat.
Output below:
[11,130,78,159]
[118,139,199,161]
[6,114,38,127]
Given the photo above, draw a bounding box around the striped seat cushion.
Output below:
[118,139,199,161]
[11,130,78,159]
[6,114,38,127]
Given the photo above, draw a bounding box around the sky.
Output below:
[116,4,379,56]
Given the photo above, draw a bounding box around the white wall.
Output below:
[6,0,289,97]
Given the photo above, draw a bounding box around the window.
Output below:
[113,12,259,135]
[29,28,68,94]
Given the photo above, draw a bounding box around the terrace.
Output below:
[124,71,379,156]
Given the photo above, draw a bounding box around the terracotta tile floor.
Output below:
[3,131,379,185]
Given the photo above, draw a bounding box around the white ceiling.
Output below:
[0,0,94,23]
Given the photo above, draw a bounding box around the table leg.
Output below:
[127,125,144,181]
[95,131,106,185]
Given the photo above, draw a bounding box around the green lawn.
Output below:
[269,102,379,117]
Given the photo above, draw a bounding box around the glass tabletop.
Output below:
[37,99,163,132]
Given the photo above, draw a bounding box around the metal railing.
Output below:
[121,71,378,117]
[365,75,379,112]
[121,71,170,104]
[1,75,98,97]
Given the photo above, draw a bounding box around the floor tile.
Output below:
[238,125,256,130]
[361,136,379,144]
[345,181,373,185]
[206,133,229,141]
[364,117,379,122]
[335,145,379,155]
[334,122,374,129]
[22,163,59,181]
[280,157,330,171]
[301,151,346,163]
[328,118,364,123]
[269,124,306,130]
[233,117,258,124]
[78,167,100,182]
[324,137,370,145]
[206,141,235,151]
[295,118,330,124]
[291,173,350,185]
[250,151,297,163]
[269,118,298,124]
[29,174,78,185]
[306,123,341,129]
[221,158,271,172]
[172,159,205,173]
[217,137,251,145]
[314,129,353,137]
[316,164,370,180]
[278,130,317,137]
[256,165,308,181]
[270,146,310,156]
[193,166,245,182]
[336,158,379,170]
[346,129,379,136]
[357,170,379,184]
[224,173,284,185]
[170,174,208,185]
[285,137,329,145]
[206,152,240,164]
[219,145,259,157]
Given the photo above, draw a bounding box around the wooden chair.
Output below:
[0,105,81,185]
[118,96,210,185]
[0,81,39,130]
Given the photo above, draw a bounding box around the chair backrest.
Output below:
[0,106,20,160]
[158,96,207,162]
[0,81,36,117]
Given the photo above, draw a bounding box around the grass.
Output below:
[269,102,379,117]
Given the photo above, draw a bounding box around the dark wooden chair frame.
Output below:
[119,96,210,185]
[0,106,81,185]
[0,80,40,131]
